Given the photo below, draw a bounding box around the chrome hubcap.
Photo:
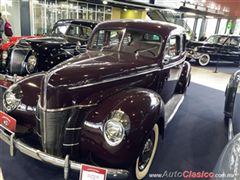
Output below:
[138,131,154,171]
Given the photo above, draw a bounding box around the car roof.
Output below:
[55,19,99,26]
[94,19,185,37]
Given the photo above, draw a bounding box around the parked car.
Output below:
[189,35,240,66]
[0,20,191,179]
[186,35,227,61]
[212,132,240,180]
[1,19,97,77]
[224,70,240,140]
[0,35,40,72]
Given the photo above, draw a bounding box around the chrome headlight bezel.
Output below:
[2,50,8,60]
[26,55,37,73]
[103,109,130,146]
[3,85,22,112]
[104,119,125,146]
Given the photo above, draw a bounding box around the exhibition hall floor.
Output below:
[0,66,233,180]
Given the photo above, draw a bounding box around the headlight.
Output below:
[3,85,22,112]
[103,110,130,146]
[104,119,125,146]
[2,50,8,60]
[26,55,37,73]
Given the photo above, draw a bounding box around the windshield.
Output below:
[88,29,162,58]
[51,24,70,36]
[207,35,228,44]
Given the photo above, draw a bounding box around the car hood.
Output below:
[17,36,67,49]
[40,50,157,109]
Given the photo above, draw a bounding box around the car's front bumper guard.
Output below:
[0,125,129,180]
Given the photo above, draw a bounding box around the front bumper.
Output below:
[0,125,129,179]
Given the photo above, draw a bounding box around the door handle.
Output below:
[163,59,169,65]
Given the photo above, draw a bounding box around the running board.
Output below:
[164,94,184,127]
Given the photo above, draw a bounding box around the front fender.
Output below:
[81,88,164,168]
[224,70,240,118]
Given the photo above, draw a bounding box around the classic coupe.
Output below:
[1,19,97,77]
[0,20,191,179]
[189,35,240,66]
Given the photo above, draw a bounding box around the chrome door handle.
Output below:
[163,59,169,65]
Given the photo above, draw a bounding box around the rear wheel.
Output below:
[199,54,210,66]
[135,124,159,180]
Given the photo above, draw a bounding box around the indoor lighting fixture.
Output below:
[103,0,108,5]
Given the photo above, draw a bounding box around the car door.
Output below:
[159,34,184,103]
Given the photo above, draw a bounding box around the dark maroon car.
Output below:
[0,20,191,179]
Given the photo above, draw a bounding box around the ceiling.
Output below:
[207,0,240,17]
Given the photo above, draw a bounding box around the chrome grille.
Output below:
[37,105,70,156]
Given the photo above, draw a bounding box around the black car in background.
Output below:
[188,35,240,66]
[1,19,98,76]
[186,35,228,64]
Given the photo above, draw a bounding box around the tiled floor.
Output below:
[191,66,231,92]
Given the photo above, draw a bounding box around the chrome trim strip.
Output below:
[0,125,129,179]
[228,118,234,141]
[65,127,81,131]
[0,167,3,180]
[37,100,96,112]
[62,143,79,147]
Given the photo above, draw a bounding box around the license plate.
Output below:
[80,164,107,180]
[0,111,16,132]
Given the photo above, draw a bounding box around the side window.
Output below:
[66,25,92,40]
[165,35,181,59]
[229,38,240,47]
[89,30,123,50]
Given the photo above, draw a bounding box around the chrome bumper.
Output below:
[0,125,129,179]
[0,74,22,88]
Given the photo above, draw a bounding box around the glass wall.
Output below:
[233,19,240,35]
[30,0,112,35]
[0,0,21,35]
[218,19,227,34]
[195,18,202,40]
[205,18,218,38]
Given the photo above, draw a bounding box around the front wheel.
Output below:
[198,54,210,66]
[135,124,159,180]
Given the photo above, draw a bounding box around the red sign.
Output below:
[0,111,16,132]
[80,164,107,180]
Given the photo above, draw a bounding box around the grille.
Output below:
[9,49,30,75]
[36,105,70,156]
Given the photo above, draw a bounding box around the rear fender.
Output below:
[81,88,164,167]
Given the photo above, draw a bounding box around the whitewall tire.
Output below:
[135,124,159,180]
[199,54,210,66]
